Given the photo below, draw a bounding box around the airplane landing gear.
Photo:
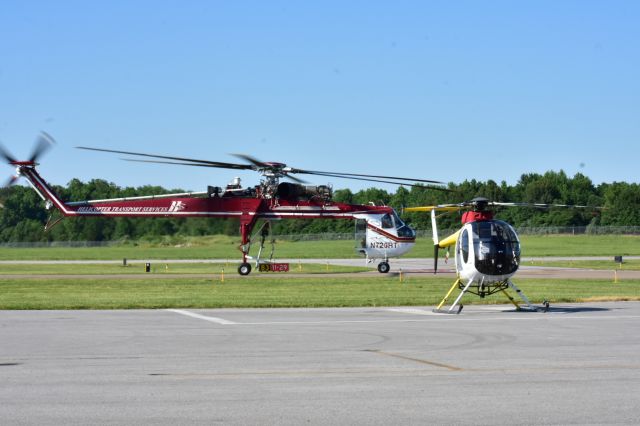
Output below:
[377,261,390,273]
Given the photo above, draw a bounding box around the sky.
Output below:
[1,1,639,193]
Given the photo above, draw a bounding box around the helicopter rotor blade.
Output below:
[2,175,19,187]
[81,147,448,190]
[122,158,310,184]
[120,158,244,168]
[296,169,445,185]
[2,132,56,186]
[488,201,604,210]
[404,205,462,212]
[29,131,56,163]
[77,146,254,170]
[0,142,17,164]
[231,153,267,168]
[294,171,451,190]
[406,201,604,213]
[233,154,309,182]
[231,153,447,187]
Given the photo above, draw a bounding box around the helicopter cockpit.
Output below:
[380,211,416,238]
[458,219,520,276]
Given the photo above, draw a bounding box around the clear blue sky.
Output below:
[1,1,638,193]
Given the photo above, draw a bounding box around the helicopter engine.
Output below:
[276,182,332,201]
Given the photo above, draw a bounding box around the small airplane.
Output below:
[1,132,446,275]
[405,197,601,313]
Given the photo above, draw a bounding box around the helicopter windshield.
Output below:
[381,213,394,229]
[392,211,415,238]
[471,220,520,276]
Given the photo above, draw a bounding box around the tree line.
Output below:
[0,170,638,242]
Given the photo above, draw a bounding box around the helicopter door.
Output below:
[460,228,470,263]
[355,219,367,254]
[456,228,471,273]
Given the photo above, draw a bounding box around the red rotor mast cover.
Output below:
[461,210,494,224]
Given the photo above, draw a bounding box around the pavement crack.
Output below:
[364,349,463,371]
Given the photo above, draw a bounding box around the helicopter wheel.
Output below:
[238,262,252,276]
[377,262,390,274]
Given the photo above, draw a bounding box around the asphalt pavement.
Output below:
[1,302,640,425]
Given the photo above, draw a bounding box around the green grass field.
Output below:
[1,275,638,310]
[518,234,640,257]
[526,259,640,270]
[0,262,368,275]
[1,234,639,261]
[1,234,639,310]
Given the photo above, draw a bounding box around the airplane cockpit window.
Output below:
[471,220,520,275]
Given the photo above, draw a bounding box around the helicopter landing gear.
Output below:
[377,262,390,273]
[238,262,252,276]
[432,278,537,314]
[237,220,278,276]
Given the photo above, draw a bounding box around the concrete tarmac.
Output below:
[1,303,640,425]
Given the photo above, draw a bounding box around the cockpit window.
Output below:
[460,229,470,263]
[381,213,394,229]
[391,211,404,229]
[471,220,520,275]
[396,225,415,238]
[475,221,518,243]
[384,211,415,237]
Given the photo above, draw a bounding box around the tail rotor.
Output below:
[1,131,56,187]
[0,144,17,165]
[28,132,56,163]
[0,143,18,188]
[3,175,19,188]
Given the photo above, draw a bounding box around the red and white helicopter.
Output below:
[2,132,446,275]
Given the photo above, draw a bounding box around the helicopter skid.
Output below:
[433,278,538,314]
[432,307,464,315]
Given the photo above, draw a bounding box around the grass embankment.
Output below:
[1,276,639,310]
[1,234,640,261]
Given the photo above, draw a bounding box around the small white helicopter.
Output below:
[353,209,417,273]
[405,197,600,313]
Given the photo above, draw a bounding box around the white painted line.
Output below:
[166,309,237,325]
[385,307,436,316]
[165,308,640,326]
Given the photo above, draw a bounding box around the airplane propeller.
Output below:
[76,146,449,190]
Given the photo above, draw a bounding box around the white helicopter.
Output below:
[405,197,600,313]
[353,209,418,273]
